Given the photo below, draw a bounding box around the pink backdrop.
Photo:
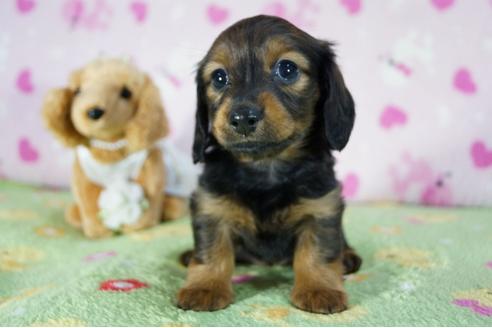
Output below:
[0,0,491,206]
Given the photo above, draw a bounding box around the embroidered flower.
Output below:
[0,209,38,221]
[98,181,148,230]
[345,272,370,283]
[0,246,44,271]
[83,251,117,263]
[99,279,148,292]
[232,274,256,284]
[35,225,65,238]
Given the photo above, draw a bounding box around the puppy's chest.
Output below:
[234,207,299,265]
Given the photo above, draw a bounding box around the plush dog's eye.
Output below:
[120,86,132,99]
[275,60,299,83]
[73,87,80,96]
[211,69,229,90]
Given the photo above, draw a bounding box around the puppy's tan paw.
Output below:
[177,286,233,311]
[291,288,348,314]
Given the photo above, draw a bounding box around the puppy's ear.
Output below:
[192,66,210,163]
[126,75,168,152]
[318,42,355,151]
[42,70,86,147]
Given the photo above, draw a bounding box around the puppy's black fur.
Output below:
[177,15,361,314]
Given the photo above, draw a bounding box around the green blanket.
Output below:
[0,181,491,326]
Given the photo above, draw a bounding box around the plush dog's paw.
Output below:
[121,220,153,234]
[121,210,160,234]
[177,286,233,311]
[162,195,187,221]
[65,204,82,229]
[291,288,348,314]
[82,222,113,239]
[343,248,362,274]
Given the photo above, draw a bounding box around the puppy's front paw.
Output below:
[291,288,348,314]
[177,285,233,311]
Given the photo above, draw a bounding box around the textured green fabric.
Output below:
[0,181,491,326]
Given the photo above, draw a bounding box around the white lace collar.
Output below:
[89,139,128,151]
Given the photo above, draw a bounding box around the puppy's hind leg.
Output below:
[341,232,362,275]
[179,249,194,267]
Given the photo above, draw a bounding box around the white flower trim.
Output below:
[97,180,148,230]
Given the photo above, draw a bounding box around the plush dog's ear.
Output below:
[126,75,168,152]
[318,42,355,151]
[192,66,211,163]
[42,70,87,147]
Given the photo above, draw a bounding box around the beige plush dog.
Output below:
[42,58,186,238]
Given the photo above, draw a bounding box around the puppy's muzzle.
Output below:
[87,107,105,120]
[229,106,263,136]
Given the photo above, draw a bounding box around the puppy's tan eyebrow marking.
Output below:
[263,39,310,73]
[202,61,225,83]
[203,43,231,78]
[264,38,293,66]
[278,51,310,72]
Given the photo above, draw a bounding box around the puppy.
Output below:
[177,15,362,314]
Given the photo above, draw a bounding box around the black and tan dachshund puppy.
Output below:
[177,15,362,314]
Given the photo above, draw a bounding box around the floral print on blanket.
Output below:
[0,182,491,325]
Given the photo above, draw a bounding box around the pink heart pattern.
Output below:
[1,1,491,207]
[16,0,36,14]
[453,299,492,317]
[130,1,147,23]
[263,2,286,17]
[16,69,34,94]
[340,0,362,15]
[380,105,407,129]
[454,68,477,94]
[207,4,229,25]
[431,0,455,11]
[470,141,492,169]
[342,173,359,199]
[18,137,39,163]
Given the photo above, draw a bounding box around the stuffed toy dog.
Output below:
[42,58,194,238]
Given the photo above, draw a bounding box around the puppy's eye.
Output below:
[275,59,299,83]
[211,68,229,90]
[120,86,132,99]
[73,87,80,96]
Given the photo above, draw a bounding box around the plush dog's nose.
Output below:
[87,107,105,120]
[229,107,263,136]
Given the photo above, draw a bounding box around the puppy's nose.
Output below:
[87,107,105,120]
[229,107,263,136]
